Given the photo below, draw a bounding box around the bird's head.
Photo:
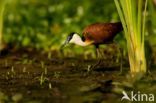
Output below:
[60,32,90,51]
[60,32,78,49]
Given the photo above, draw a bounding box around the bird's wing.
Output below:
[82,23,104,41]
[82,22,122,43]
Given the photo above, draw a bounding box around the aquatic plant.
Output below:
[114,0,148,75]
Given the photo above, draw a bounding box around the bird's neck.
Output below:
[70,34,92,46]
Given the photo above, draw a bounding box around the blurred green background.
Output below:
[2,0,156,54]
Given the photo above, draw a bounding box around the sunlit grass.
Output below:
[0,0,7,50]
[114,0,148,75]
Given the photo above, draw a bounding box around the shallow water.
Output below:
[0,50,156,103]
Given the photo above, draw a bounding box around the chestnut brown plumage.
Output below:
[82,22,123,46]
[61,22,123,50]
[61,22,123,70]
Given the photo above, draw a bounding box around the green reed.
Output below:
[114,0,148,75]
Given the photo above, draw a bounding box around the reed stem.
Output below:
[114,0,148,75]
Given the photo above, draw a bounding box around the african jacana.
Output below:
[61,22,122,54]
[61,22,123,69]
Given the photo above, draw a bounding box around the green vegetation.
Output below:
[1,1,156,103]
[0,0,7,50]
[3,0,119,51]
[1,0,156,73]
[114,0,148,75]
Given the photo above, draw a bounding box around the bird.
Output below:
[60,22,123,69]
[61,22,123,55]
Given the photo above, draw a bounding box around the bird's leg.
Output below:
[90,46,103,69]
[96,47,102,58]
[95,44,106,59]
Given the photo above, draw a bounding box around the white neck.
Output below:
[69,34,91,46]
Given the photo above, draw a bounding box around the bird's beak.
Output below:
[60,40,69,50]
[60,40,69,57]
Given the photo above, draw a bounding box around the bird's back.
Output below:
[82,22,123,44]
